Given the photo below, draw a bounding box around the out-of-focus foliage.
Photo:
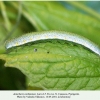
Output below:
[0,59,26,90]
[0,1,100,90]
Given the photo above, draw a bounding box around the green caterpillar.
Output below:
[5,30,100,56]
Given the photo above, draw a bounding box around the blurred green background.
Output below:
[0,1,100,90]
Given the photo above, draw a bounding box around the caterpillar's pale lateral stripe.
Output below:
[5,30,100,56]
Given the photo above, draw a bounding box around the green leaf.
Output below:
[0,40,100,90]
